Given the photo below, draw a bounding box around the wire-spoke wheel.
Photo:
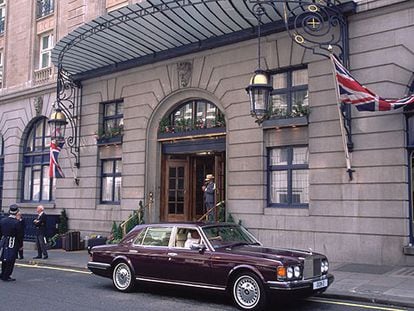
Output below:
[232,272,266,311]
[112,262,135,292]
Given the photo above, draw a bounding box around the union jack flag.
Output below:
[331,54,414,111]
[49,140,65,178]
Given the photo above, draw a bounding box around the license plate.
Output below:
[313,279,328,290]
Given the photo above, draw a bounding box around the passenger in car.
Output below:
[184,230,200,249]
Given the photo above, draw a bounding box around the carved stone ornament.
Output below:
[34,96,43,116]
[177,61,192,88]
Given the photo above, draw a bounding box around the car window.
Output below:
[202,225,257,249]
[142,227,172,247]
[132,228,147,245]
[174,228,202,249]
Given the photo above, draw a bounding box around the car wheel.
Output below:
[112,261,135,292]
[232,272,266,311]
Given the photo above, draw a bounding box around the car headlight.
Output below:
[287,267,293,279]
[294,266,301,278]
[321,260,329,273]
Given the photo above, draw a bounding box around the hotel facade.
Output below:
[0,0,413,265]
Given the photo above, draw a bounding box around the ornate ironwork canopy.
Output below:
[51,0,355,82]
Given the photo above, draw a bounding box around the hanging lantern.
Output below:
[246,69,272,124]
[48,107,68,142]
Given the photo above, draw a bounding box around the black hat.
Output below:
[9,204,19,215]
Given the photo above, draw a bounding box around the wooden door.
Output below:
[164,158,189,222]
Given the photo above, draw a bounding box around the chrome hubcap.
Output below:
[234,276,260,308]
[115,264,131,289]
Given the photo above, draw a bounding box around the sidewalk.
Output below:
[17,249,414,309]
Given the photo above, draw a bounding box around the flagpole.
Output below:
[329,51,354,181]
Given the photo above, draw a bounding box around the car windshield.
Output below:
[202,225,259,249]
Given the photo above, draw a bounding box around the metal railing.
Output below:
[36,0,54,19]
[197,201,225,222]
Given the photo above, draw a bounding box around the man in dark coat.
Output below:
[203,174,216,221]
[33,205,48,259]
[0,204,24,281]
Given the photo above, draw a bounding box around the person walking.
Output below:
[33,205,48,259]
[203,174,216,222]
[0,204,24,281]
[16,211,25,259]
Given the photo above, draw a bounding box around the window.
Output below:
[39,33,53,69]
[268,146,309,207]
[270,67,309,118]
[101,159,122,204]
[37,0,54,18]
[22,117,54,202]
[0,135,4,208]
[141,227,172,247]
[98,100,124,141]
[0,49,3,88]
[159,99,225,134]
[0,0,5,34]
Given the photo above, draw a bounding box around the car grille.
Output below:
[303,256,322,279]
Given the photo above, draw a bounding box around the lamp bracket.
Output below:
[55,64,82,168]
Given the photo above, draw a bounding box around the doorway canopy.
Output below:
[51,0,355,82]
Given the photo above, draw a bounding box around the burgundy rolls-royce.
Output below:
[87,223,333,310]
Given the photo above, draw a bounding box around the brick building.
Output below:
[0,0,413,265]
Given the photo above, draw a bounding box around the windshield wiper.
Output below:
[229,242,257,248]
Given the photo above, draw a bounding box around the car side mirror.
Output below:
[190,243,206,253]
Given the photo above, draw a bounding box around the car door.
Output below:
[128,226,173,280]
[164,227,214,286]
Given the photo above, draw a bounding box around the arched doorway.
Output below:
[158,99,226,222]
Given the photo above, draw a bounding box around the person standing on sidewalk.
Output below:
[16,211,25,259]
[0,204,24,281]
[33,205,48,259]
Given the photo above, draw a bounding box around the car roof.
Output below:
[130,222,238,231]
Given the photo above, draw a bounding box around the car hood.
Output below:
[219,245,315,263]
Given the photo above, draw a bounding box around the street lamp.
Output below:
[246,4,272,125]
[48,107,68,143]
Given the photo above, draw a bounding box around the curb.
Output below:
[320,292,414,309]
[16,259,90,273]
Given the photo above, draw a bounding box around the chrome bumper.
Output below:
[266,273,334,291]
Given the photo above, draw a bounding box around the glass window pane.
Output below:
[26,130,34,152]
[33,170,41,201]
[168,203,175,214]
[169,167,176,178]
[24,167,32,200]
[176,203,184,214]
[35,121,43,137]
[102,161,113,174]
[114,176,121,202]
[293,147,308,165]
[271,94,288,116]
[273,72,287,89]
[41,53,50,68]
[42,36,49,49]
[102,177,113,201]
[104,119,116,134]
[115,160,122,173]
[270,171,288,204]
[178,167,184,177]
[42,166,50,201]
[292,170,309,203]
[292,90,309,116]
[169,178,176,190]
[117,102,123,114]
[270,148,288,166]
[292,69,308,86]
[105,103,116,117]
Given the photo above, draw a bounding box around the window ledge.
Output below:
[262,116,308,129]
[17,202,55,210]
[96,135,123,146]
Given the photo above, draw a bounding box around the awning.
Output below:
[51,0,355,81]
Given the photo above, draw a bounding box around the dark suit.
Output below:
[0,216,23,280]
[34,212,48,258]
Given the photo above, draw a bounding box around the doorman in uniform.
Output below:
[0,204,24,281]
[203,174,216,221]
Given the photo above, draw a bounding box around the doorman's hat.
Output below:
[206,174,214,180]
[9,204,20,215]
